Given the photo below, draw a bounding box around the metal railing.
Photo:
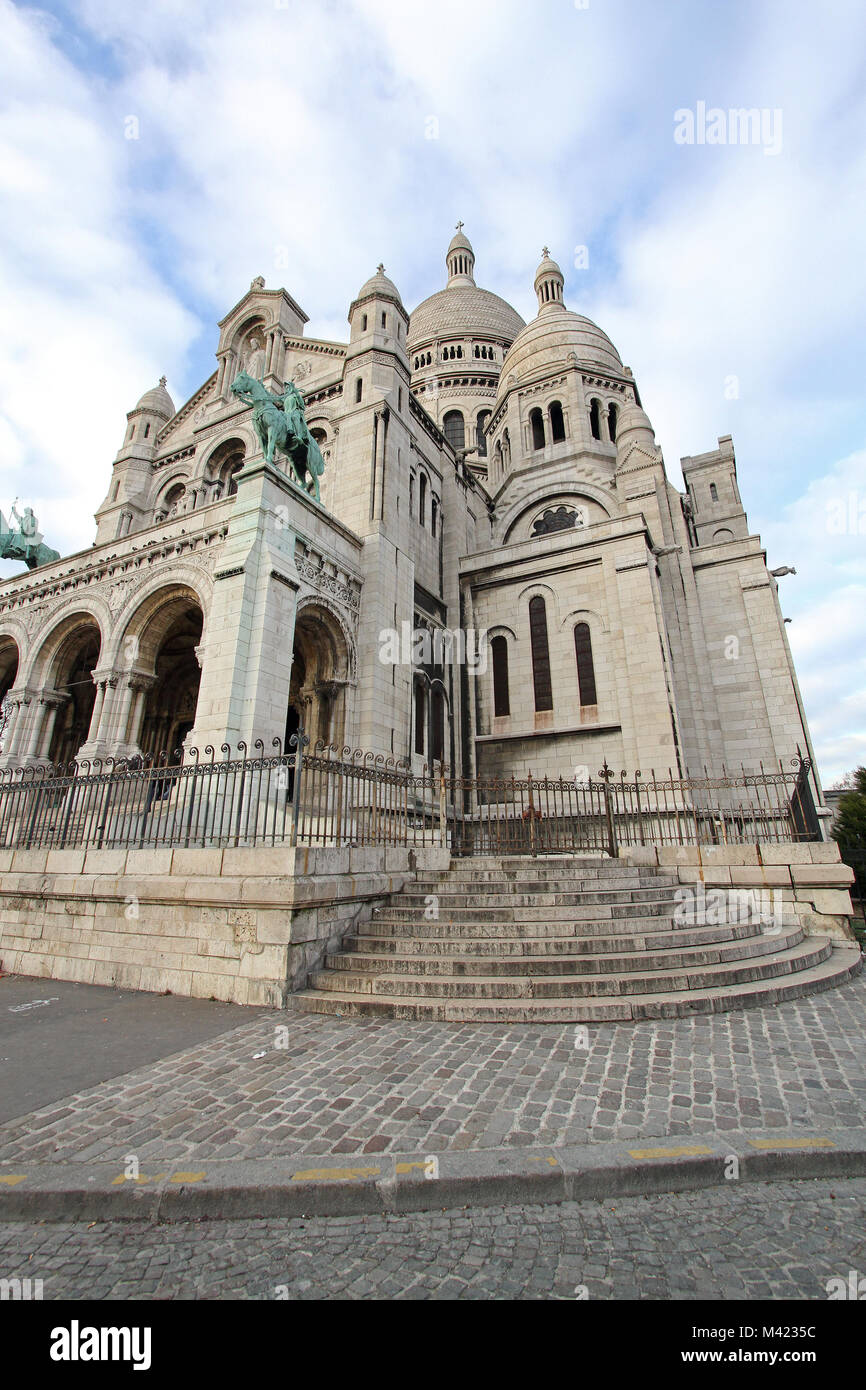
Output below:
[0,736,820,856]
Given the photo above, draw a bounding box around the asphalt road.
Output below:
[0,974,258,1123]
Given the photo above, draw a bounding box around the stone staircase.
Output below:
[295,856,862,1023]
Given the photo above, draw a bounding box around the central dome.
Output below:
[408,227,524,350]
[409,285,525,349]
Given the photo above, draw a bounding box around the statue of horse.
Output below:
[0,505,60,570]
[230,371,325,500]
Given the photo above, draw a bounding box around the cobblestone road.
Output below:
[1,975,863,1165]
[1,1178,863,1300]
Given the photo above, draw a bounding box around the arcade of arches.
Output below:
[0,589,206,767]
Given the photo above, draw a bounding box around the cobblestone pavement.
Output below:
[1,974,864,1166]
[1,1178,863,1299]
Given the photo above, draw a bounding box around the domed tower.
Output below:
[485,248,637,512]
[345,264,409,414]
[408,227,524,468]
[95,377,176,544]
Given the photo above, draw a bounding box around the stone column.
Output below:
[35,691,69,762]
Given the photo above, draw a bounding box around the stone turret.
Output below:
[95,377,176,544]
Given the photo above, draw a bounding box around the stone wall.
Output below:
[618,841,857,943]
[0,844,450,1007]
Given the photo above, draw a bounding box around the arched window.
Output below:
[476,410,491,456]
[474,345,480,358]
[431,687,445,763]
[443,410,465,452]
[607,402,618,442]
[528,596,553,712]
[710,482,718,501]
[574,623,597,707]
[589,399,601,440]
[419,473,428,525]
[549,401,565,443]
[491,636,510,717]
[431,497,439,537]
[414,683,426,755]
[144,423,150,439]
[530,408,546,451]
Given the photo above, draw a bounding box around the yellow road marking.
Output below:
[395,1161,428,1175]
[168,1171,206,1183]
[748,1137,835,1150]
[291,1166,381,1182]
[529,1155,560,1167]
[0,1175,26,1186]
[110,1172,167,1185]
[628,1145,714,1160]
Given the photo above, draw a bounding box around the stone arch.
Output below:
[0,633,21,753]
[23,609,105,766]
[203,435,248,501]
[500,485,616,544]
[117,583,206,756]
[288,597,356,751]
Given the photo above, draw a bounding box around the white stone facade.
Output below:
[0,235,823,810]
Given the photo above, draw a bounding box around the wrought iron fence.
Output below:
[0,735,820,856]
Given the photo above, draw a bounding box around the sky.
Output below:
[0,0,864,784]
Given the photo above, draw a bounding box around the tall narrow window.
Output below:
[710,482,718,501]
[362,314,367,331]
[530,408,545,451]
[414,684,425,755]
[355,378,363,403]
[491,636,510,717]
[476,410,491,456]
[607,402,618,442]
[589,399,601,440]
[419,473,427,526]
[574,623,597,707]
[443,410,465,452]
[528,596,553,712]
[431,687,445,763]
[431,497,438,536]
[549,401,565,443]
[409,474,415,516]
[381,312,386,329]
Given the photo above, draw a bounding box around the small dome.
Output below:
[615,402,655,441]
[500,310,623,386]
[447,227,473,257]
[135,376,175,420]
[354,264,404,306]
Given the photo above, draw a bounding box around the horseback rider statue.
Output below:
[229,371,325,500]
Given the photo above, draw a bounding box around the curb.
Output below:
[2,1128,865,1222]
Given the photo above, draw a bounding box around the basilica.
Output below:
[0,229,821,804]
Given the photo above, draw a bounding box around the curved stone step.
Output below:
[294,946,862,1023]
[348,921,764,956]
[328,926,804,977]
[376,900,687,923]
[362,912,779,938]
[395,886,692,908]
[308,937,832,1001]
